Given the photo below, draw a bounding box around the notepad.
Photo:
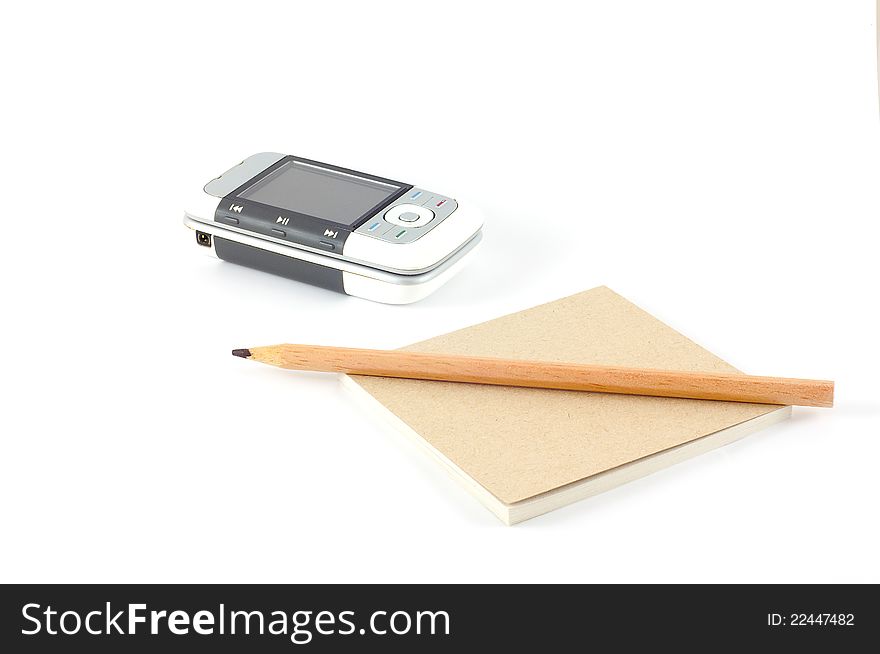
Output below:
[341,287,790,524]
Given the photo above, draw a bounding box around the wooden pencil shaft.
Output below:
[242,344,834,408]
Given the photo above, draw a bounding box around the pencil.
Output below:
[231,344,834,408]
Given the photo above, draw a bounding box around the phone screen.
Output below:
[238,160,402,226]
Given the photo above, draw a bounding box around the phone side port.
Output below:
[196,231,212,247]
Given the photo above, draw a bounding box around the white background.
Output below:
[2,1,878,583]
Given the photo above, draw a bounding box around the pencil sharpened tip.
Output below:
[231,348,252,359]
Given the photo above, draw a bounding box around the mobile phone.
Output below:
[183,153,483,304]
